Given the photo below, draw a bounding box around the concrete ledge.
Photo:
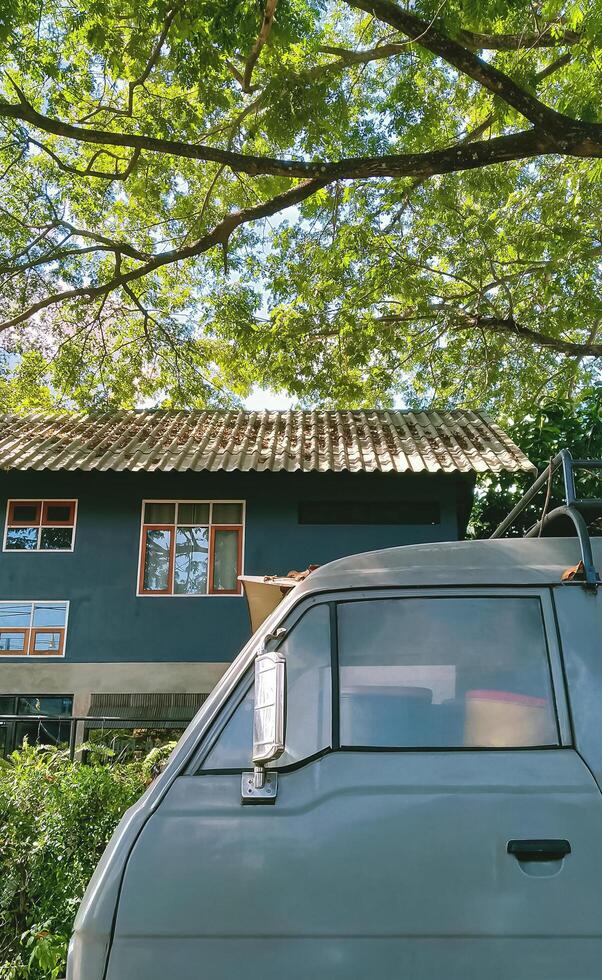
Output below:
[0,661,229,696]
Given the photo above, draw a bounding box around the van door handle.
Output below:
[507,839,571,862]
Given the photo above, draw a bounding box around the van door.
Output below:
[106,589,602,980]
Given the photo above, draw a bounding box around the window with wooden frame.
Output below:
[0,602,69,657]
[4,500,77,551]
[138,501,244,596]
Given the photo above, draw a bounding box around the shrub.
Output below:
[0,742,148,979]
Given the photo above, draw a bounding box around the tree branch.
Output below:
[457,26,581,51]
[55,221,151,261]
[458,314,602,357]
[310,39,574,91]
[0,176,329,332]
[343,0,581,135]
[319,25,580,61]
[28,137,140,180]
[79,0,186,121]
[0,219,151,281]
[243,0,278,93]
[2,98,600,179]
[377,311,602,357]
[2,85,600,183]
[225,59,246,88]
[0,244,135,276]
[316,41,411,67]
[535,50,573,82]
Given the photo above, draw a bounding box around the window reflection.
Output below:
[174,527,209,594]
[32,603,68,627]
[32,631,62,652]
[40,527,73,550]
[0,605,31,629]
[5,527,38,550]
[12,696,74,755]
[140,501,244,595]
[0,632,26,652]
[0,603,68,657]
[5,500,76,551]
[143,529,172,591]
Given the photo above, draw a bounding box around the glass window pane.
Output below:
[11,503,40,525]
[143,529,172,591]
[202,682,254,769]
[201,606,332,772]
[0,604,31,628]
[174,527,209,594]
[212,503,243,524]
[144,502,175,524]
[0,697,16,713]
[5,527,38,550]
[272,604,332,768]
[211,530,239,592]
[32,631,62,653]
[178,503,210,525]
[298,501,440,525]
[33,603,67,627]
[44,503,73,524]
[0,632,26,652]
[40,527,73,550]
[338,597,557,749]
[17,696,72,716]
[15,718,71,750]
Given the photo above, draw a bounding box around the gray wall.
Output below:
[0,469,473,667]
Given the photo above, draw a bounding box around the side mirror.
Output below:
[252,644,286,766]
[242,630,286,804]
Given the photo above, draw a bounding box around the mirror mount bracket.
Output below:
[262,626,287,648]
[253,764,266,789]
[241,768,278,805]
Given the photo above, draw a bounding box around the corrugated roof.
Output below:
[0,409,533,475]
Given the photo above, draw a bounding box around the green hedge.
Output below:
[0,742,166,979]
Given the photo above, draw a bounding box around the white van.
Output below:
[68,452,602,980]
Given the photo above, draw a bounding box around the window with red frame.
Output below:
[4,500,77,551]
[0,602,68,657]
[139,501,244,596]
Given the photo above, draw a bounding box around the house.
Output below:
[0,408,532,751]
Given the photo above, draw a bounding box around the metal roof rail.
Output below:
[490,448,602,591]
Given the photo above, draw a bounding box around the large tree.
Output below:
[0,0,601,409]
[470,387,602,537]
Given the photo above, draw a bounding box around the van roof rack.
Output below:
[490,448,602,590]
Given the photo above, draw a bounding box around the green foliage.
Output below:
[141,740,178,781]
[470,388,602,537]
[0,353,54,413]
[0,742,148,979]
[0,0,600,411]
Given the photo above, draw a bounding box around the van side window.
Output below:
[270,603,331,768]
[201,680,254,770]
[338,596,558,749]
[201,604,331,771]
